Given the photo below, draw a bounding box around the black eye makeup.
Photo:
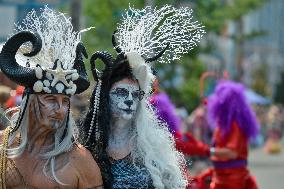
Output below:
[112,88,129,97]
[111,87,144,100]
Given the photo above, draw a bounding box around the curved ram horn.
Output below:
[0,31,42,87]
[90,51,114,81]
[145,43,170,63]
[112,30,123,54]
[73,42,90,94]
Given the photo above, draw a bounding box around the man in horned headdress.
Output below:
[0,7,102,188]
[82,5,205,189]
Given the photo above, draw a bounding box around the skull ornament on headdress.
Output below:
[0,6,91,96]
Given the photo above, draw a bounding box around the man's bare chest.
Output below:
[5,159,77,189]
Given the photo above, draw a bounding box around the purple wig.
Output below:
[207,80,259,139]
[151,92,181,134]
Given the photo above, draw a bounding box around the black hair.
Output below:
[82,60,136,188]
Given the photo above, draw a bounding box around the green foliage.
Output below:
[83,0,144,53]
[226,0,268,19]
[156,56,206,112]
[82,0,144,73]
[192,0,268,34]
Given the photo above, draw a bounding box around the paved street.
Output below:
[249,145,284,189]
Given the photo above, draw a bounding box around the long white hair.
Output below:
[119,51,187,189]
[4,94,75,185]
[129,98,188,189]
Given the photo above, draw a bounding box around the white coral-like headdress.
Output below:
[7,6,93,95]
[114,5,205,64]
[110,5,205,94]
[15,6,93,69]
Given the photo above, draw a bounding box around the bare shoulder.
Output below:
[70,143,103,189]
[70,143,99,170]
[71,144,95,163]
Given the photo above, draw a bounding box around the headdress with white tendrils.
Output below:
[2,6,94,95]
[113,5,205,64]
[15,6,93,69]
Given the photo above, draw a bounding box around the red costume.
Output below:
[210,122,258,189]
[5,86,24,109]
[188,80,259,189]
[175,132,210,157]
[175,132,211,189]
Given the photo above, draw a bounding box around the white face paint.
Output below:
[109,80,141,120]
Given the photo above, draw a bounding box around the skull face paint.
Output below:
[30,94,70,130]
[109,79,141,120]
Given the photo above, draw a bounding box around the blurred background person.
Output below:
[0,85,10,129]
[264,105,283,153]
[207,80,259,189]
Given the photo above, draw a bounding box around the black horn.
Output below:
[90,51,114,81]
[73,42,90,94]
[0,31,42,87]
[112,30,122,54]
[145,43,170,63]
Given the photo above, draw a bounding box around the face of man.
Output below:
[109,79,142,120]
[30,94,70,130]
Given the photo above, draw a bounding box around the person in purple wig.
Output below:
[151,92,181,134]
[207,80,259,189]
[208,80,259,139]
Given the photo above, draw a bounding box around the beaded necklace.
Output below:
[0,127,12,189]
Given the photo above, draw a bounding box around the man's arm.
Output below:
[71,144,103,189]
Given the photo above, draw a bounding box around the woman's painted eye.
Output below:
[131,91,140,99]
[114,88,129,97]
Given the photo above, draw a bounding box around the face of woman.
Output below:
[109,78,141,120]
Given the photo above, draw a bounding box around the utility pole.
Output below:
[235,17,244,82]
[70,0,82,32]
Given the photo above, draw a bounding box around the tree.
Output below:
[70,0,82,32]
[81,0,144,73]
[251,64,270,96]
